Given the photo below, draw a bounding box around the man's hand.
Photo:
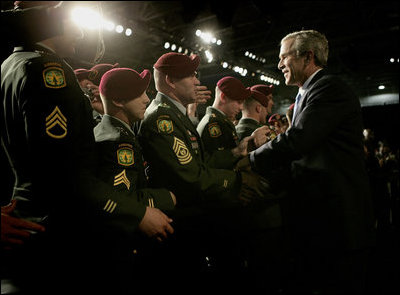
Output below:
[251,125,271,148]
[231,135,253,158]
[138,207,174,242]
[194,85,212,104]
[238,170,272,205]
[1,200,46,249]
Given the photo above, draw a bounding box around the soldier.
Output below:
[236,84,274,141]
[196,76,251,160]
[93,67,176,293]
[1,5,174,294]
[138,52,270,292]
[74,63,120,124]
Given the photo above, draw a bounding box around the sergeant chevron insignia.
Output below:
[173,136,192,165]
[114,169,131,190]
[45,106,67,139]
[103,199,117,214]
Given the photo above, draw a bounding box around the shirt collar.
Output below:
[160,92,187,115]
[299,68,322,96]
[104,114,135,136]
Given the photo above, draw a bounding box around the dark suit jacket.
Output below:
[249,70,375,250]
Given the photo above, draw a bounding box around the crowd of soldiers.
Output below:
[2,2,381,295]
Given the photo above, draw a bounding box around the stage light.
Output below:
[216,39,222,45]
[164,42,170,49]
[116,25,124,33]
[378,85,385,90]
[171,44,177,51]
[178,46,183,53]
[222,62,228,68]
[195,29,202,36]
[125,28,132,36]
[205,50,213,63]
[71,7,102,30]
[103,20,115,31]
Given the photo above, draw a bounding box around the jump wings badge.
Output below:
[173,137,192,165]
[117,144,134,166]
[45,106,67,139]
[43,67,66,88]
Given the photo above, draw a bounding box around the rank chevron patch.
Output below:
[173,137,192,165]
[45,106,67,139]
[114,169,131,190]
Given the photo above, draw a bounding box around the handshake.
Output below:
[235,156,275,205]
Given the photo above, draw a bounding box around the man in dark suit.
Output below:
[241,30,376,294]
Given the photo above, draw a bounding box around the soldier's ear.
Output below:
[165,75,176,89]
[220,92,226,102]
[111,98,125,108]
[255,104,261,113]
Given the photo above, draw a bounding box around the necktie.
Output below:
[292,92,302,120]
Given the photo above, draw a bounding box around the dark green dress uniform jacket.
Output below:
[94,115,175,212]
[197,106,240,161]
[139,93,242,211]
[235,117,263,141]
[1,45,151,245]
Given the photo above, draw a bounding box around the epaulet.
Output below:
[159,102,171,109]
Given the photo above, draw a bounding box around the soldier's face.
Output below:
[266,95,274,114]
[54,19,84,57]
[224,99,244,121]
[124,92,150,122]
[173,74,200,107]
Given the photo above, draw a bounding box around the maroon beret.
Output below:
[268,113,281,123]
[74,69,91,82]
[217,76,251,101]
[250,89,269,107]
[250,84,274,96]
[99,68,151,102]
[154,53,200,79]
[88,63,120,86]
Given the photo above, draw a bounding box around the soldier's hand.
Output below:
[1,200,45,249]
[238,170,271,205]
[231,135,253,158]
[138,207,174,242]
[251,125,271,148]
[235,155,252,172]
[194,85,212,104]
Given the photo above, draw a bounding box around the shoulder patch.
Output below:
[42,66,66,88]
[208,122,222,138]
[117,143,134,166]
[173,137,192,165]
[157,117,174,134]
